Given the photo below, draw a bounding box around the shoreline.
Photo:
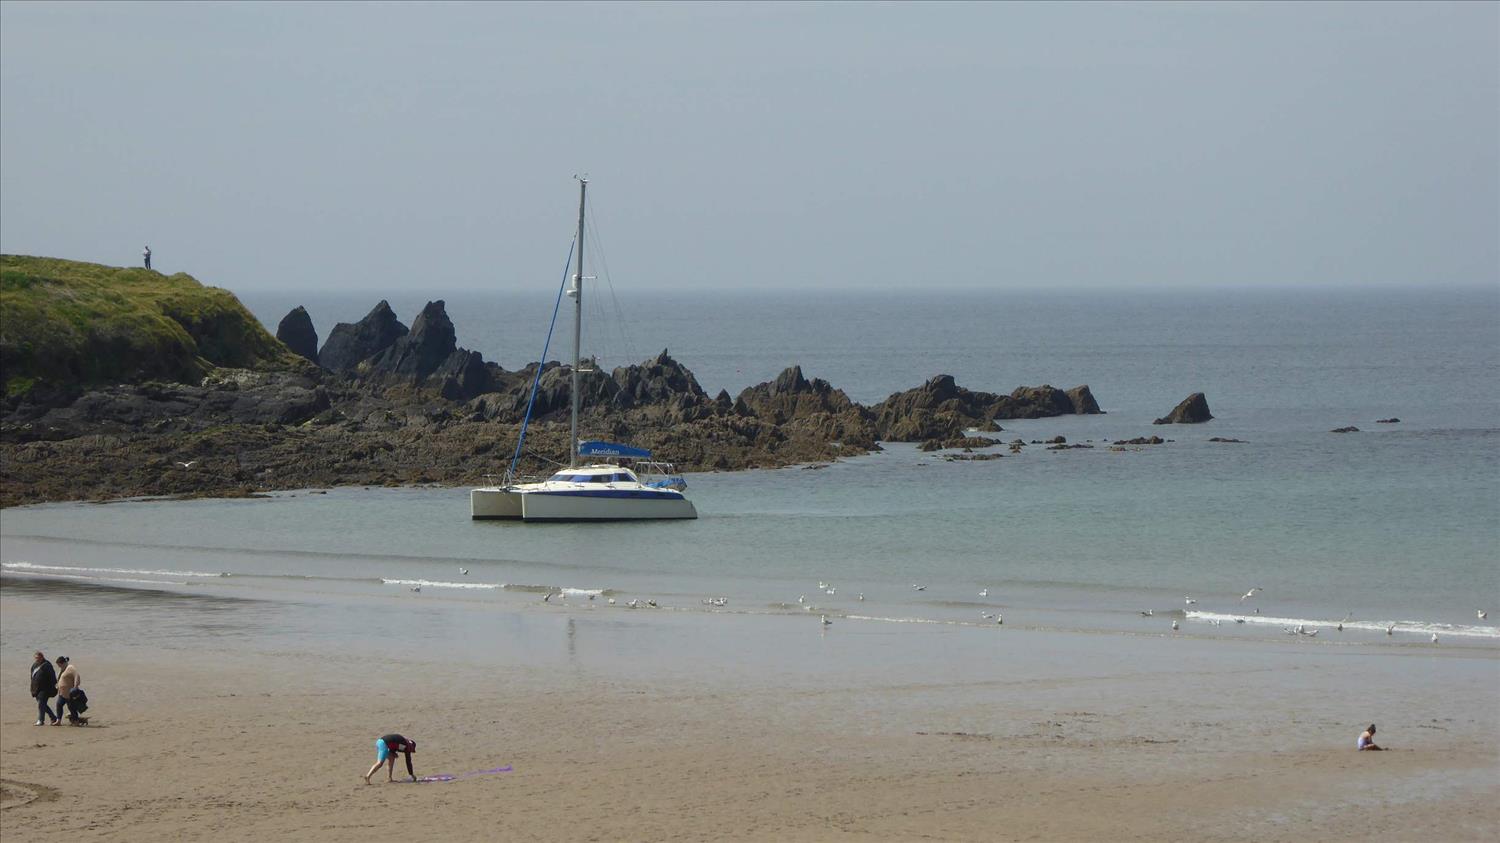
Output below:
[3,581,1498,841]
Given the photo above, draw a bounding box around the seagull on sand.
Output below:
[1479,609,1488,620]
[818,581,828,590]
[995,614,1003,625]
[175,460,197,469]
[1139,610,1154,617]
[627,599,639,609]
[1431,633,1439,644]
[1234,618,1246,624]
[1171,620,1179,631]
[857,593,865,601]
[821,615,832,627]
[1386,624,1395,636]
[1240,588,1262,603]
[979,588,989,598]
[981,612,994,619]
[1184,597,1197,605]
[913,584,927,591]
[607,597,616,605]
[459,567,469,576]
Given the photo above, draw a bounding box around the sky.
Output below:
[1,1,1495,292]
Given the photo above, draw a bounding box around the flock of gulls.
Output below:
[415,566,1486,643]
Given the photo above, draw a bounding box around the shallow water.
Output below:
[5,288,1497,649]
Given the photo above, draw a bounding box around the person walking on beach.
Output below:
[143,245,151,269]
[364,733,417,783]
[53,656,81,725]
[1357,724,1383,751]
[30,651,58,726]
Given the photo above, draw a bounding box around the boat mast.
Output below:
[569,177,587,468]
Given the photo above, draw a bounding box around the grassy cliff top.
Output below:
[1,255,306,397]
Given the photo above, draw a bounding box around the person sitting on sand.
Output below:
[364,733,417,783]
[53,656,81,725]
[1358,724,1383,751]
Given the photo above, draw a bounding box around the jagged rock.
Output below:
[873,376,1101,440]
[1331,426,1360,433]
[1208,437,1245,443]
[611,350,709,413]
[433,350,495,401]
[318,301,408,373]
[1066,385,1103,415]
[275,306,319,365]
[366,301,458,381]
[1375,418,1400,424]
[1153,393,1213,425]
[1047,443,1093,450]
[734,366,860,422]
[1046,435,1066,444]
[997,385,1074,419]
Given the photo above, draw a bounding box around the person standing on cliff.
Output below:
[143,245,151,270]
[30,651,58,726]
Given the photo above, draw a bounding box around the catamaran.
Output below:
[470,179,697,521]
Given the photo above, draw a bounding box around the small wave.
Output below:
[1186,610,1500,640]
[2,561,224,579]
[381,578,503,591]
[503,584,609,597]
[1,570,187,587]
[845,614,948,625]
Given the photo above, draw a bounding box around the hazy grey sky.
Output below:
[2,1,1495,292]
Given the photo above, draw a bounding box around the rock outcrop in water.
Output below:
[870,376,1103,441]
[3,262,1217,507]
[1153,392,1213,425]
[275,306,320,365]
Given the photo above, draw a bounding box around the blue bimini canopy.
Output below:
[578,440,652,459]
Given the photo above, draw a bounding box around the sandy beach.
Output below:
[3,582,1496,842]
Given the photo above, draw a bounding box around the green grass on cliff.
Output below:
[1,255,305,396]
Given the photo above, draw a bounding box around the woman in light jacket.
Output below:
[53,656,80,725]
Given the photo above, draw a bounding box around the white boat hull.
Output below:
[470,487,524,520]
[471,487,697,521]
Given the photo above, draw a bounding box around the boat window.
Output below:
[547,473,586,483]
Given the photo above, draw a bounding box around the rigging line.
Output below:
[506,236,576,483]
[584,196,641,366]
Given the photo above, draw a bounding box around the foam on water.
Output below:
[382,578,503,591]
[2,560,223,579]
[1186,610,1500,640]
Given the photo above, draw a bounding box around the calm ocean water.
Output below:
[3,288,1498,645]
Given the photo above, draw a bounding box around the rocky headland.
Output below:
[3,255,1134,506]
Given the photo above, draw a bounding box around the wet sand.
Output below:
[2,587,1497,841]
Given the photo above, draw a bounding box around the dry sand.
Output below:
[3,594,1498,841]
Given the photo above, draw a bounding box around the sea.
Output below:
[2,287,1498,650]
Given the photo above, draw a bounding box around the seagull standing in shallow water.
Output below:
[1184,597,1197,606]
[1431,633,1439,644]
[1480,609,1488,620]
[821,615,832,627]
[1171,620,1179,631]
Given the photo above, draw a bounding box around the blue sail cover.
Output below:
[578,441,652,459]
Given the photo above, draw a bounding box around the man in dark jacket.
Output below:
[30,651,58,725]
